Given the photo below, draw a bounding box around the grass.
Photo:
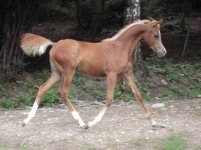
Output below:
[160,136,186,150]
[0,57,200,109]
[19,145,33,150]
[0,144,7,150]
[109,134,187,150]
[0,143,33,150]
[80,144,94,150]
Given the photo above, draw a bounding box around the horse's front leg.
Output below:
[124,71,166,128]
[87,72,117,128]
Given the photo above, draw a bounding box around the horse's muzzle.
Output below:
[156,48,167,58]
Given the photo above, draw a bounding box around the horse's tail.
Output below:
[20,33,54,56]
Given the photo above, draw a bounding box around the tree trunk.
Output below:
[124,0,142,74]
[75,0,84,32]
[0,1,41,82]
[91,0,104,35]
[124,0,140,25]
[75,0,104,37]
[180,0,192,33]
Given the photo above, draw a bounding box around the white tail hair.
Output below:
[20,33,53,56]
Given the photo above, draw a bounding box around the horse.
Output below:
[20,19,166,129]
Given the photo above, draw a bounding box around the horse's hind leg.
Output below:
[59,71,86,128]
[22,74,60,126]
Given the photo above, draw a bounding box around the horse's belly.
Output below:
[76,64,106,77]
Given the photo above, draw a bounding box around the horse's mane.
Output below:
[102,19,151,41]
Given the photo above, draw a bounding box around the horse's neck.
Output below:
[117,25,145,56]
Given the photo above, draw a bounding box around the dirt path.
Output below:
[0,99,201,150]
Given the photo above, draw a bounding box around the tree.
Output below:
[124,0,140,25]
[0,1,42,81]
[75,0,104,36]
[91,0,105,35]
[75,0,91,32]
[124,0,142,73]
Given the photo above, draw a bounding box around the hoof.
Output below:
[81,124,89,129]
[151,119,166,128]
[152,123,166,128]
[22,122,26,127]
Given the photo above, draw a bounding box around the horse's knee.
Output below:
[37,85,46,98]
[58,89,67,100]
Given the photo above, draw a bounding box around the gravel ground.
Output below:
[0,98,201,150]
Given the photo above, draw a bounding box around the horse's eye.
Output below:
[154,35,159,38]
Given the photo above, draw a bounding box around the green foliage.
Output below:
[72,75,134,102]
[106,0,125,11]
[69,90,78,104]
[3,68,13,82]
[162,19,180,32]
[0,85,7,97]
[73,74,86,86]
[15,61,27,70]
[16,76,36,89]
[0,56,201,109]
[1,99,17,109]
[18,93,35,106]
[158,90,174,100]
[144,57,201,100]
[41,87,60,106]
[161,136,186,150]
[37,69,51,83]
[114,80,133,102]
[94,87,106,101]
[141,0,166,18]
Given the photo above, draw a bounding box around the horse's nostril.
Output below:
[157,49,166,58]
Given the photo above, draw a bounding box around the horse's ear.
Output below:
[147,17,155,21]
[152,19,163,27]
[158,19,163,24]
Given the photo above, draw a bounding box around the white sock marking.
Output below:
[88,107,107,127]
[72,111,85,127]
[151,119,157,126]
[151,119,166,128]
[23,102,38,125]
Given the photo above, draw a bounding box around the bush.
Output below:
[1,99,17,109]
[141,0,166,18]
[18,93,35,106]
[41,88,60,106]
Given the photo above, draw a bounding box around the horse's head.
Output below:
[141,19,167,58]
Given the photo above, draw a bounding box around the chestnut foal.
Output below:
[21,19,166,128]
